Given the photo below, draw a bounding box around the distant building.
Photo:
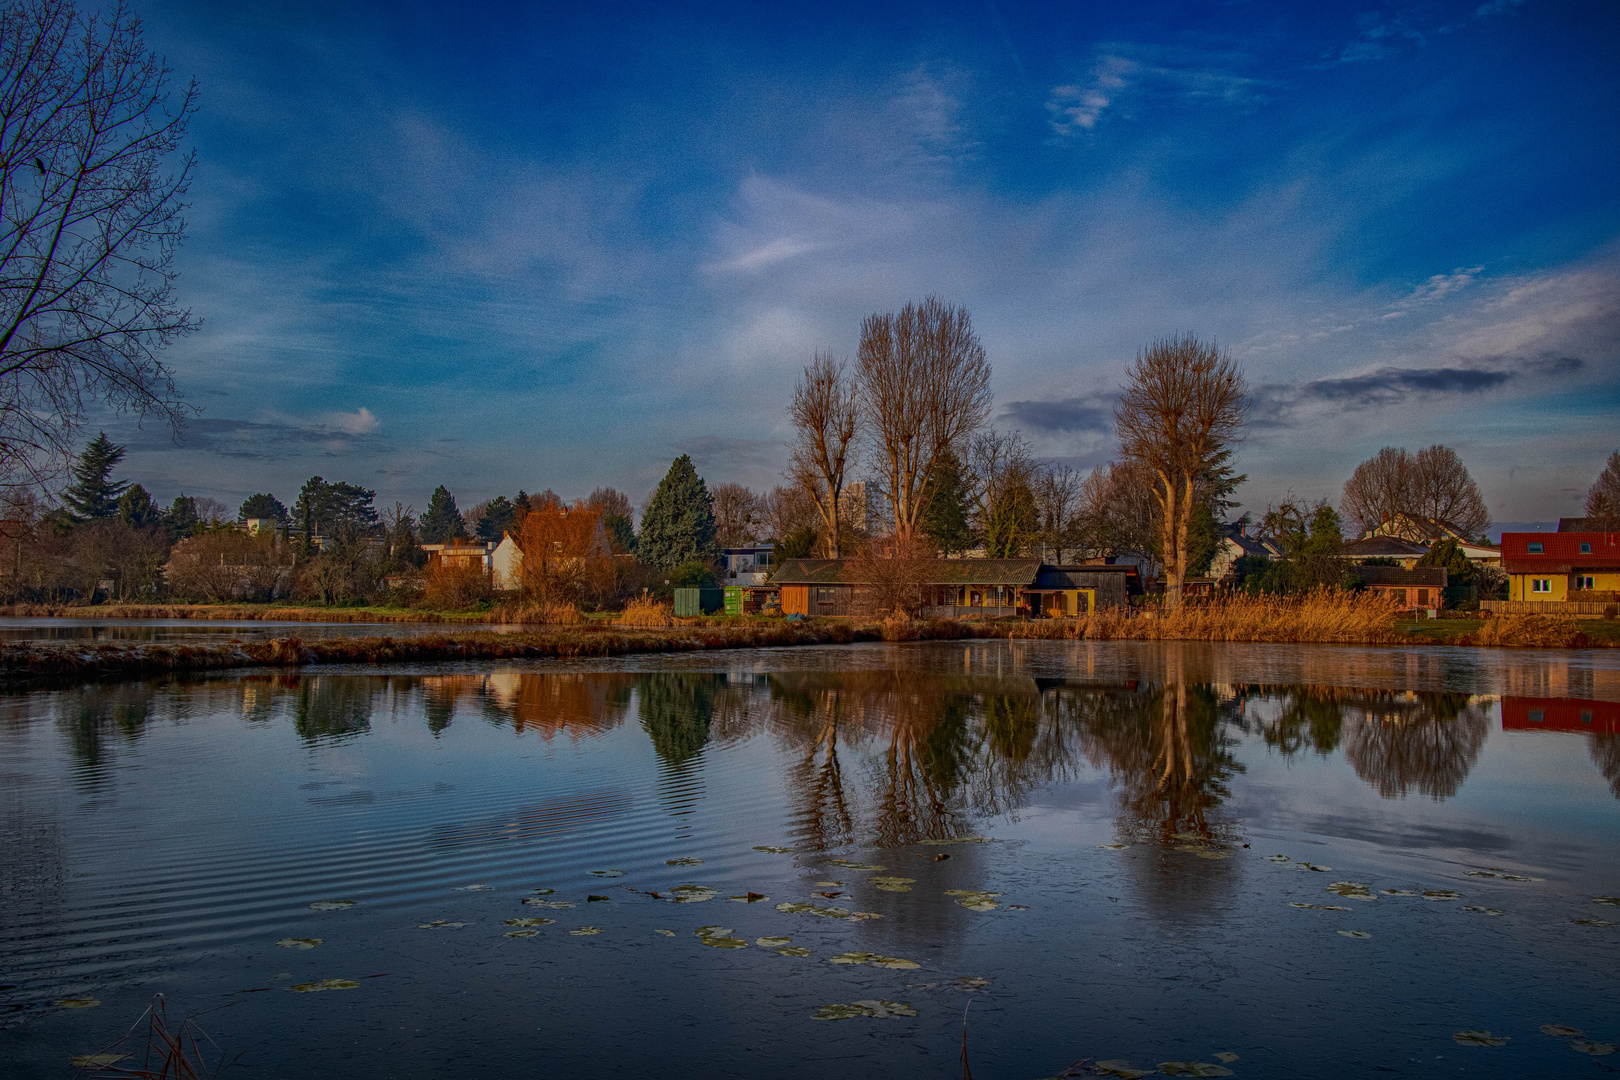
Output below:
[1354,565,1448,612]
[838,482,872,536]
[423,540,495,571]
[1340,535,1429,568]
[1499,531,1620,604]
[492,533,523,590]
[1208,522,1282,581]
[722,543,774,586]
[770,558,1140,618]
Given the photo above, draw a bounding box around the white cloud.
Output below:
[323,407,379,435]
[1046,50,1265,139]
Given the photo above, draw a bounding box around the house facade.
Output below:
[1500,532,1620,604]
[1353,565,1448,611]
[771,558,1139,618]
[1209,523,1282,581]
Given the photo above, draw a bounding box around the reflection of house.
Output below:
[771,558,1140,618]
[1501,696,1620,734]
[1498,531,1620,606]
[1208,522,1282,581]
[1353,565,1448,611]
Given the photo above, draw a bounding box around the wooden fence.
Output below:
[1482,600,1617,617]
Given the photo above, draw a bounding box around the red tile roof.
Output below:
[1500,532,1620,573]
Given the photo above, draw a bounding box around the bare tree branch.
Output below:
[788,352,858,557]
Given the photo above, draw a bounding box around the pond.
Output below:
[1,640,1617,1078]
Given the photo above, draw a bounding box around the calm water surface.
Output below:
[2,640,1617,1078]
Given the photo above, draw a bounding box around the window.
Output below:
[1528,709,1544,723]
[1575,576,1595,590]
[1527,541,1543,553]
[758,552,771,568]
[1416,589,1430,606]
[1581,711,1594,724]
[1531,579,1552,593]
[1580,542,1592,554]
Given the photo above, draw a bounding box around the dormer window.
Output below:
[1580,542,1592,553]
[1527,541,1543,553]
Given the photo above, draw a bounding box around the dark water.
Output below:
[1,641,1617,1079]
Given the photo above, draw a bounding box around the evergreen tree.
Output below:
[117,484,163,528]
[63,432,128,521]
[637,455,719,568]
[419,485,467,543]
[295,477,380,542]
[1417,537,1474,586]
[169,495,200,538]
[239,493,289,523]
[920,451,973,554]
[475,495,516,542]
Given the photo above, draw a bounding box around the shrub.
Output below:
[423,561,492,610]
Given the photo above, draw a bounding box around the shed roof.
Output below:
[1354,565,1448,588]
[1500,531,1620,573]
[1342,536,1429,559]
[1032,565,1143,592]
[771,558,1043,586]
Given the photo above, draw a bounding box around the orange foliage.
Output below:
[518,502,613,603]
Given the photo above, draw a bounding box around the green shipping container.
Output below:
[673,587,724,616]
[724,586,744,615]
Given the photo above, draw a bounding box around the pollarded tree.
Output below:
[1586,450,1620,528]
[638,454,719,569]
[1115,336,1248,610]
[788,352,859,558]
[62,433,128,521]
[419,485,467,544]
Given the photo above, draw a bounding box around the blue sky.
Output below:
[106,0,1619,528]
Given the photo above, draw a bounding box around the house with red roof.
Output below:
[1499,531,1620,604]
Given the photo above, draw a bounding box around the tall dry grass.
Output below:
[619,597,673,628]
[1465,615,1591,649]
[1011,588,1405,645]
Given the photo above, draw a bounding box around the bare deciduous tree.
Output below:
[855,297,992,541]
[0,0,199,490]
[1340,444,1489,540]
[710,481,762,549]
[1075,459,1159,568]
[1115,336,1248,610]
[966,429,1038,557]
[1585,450,1620,529]
[1033,462,1082,563]
[788,353,858,557]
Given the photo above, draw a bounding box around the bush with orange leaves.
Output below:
[423,560,491,610]
[518,502,615,605]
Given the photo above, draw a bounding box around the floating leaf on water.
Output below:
[829,950,878,965]
[587,895,610,902]
[589,870,625,878]
[1160,1063,1234,1078]
[828,950,920,970]
[504,917,554,927]
[1326,881,1376,902]
[1101,844,1129,850]
[829,859,885,871]
[775,901,852,918]
[504,929,539,938]
[1094,1060,1156,1078]
[1465,870,1498,878]
[1321,905,1349,912]
[1288,902,1317,909]
[815,881,844,887]
[70,1053,129,1068]
[455,884,493,891]
[1572,1040,1616,1056]
[1422,890,1461,902]
[276,937,322,950]
[531,888,556,896]
[1267,855,1291,863]
[1337,929,1372,939]
[694,925,747,949]
[945,889,1002,912]
[667,885,717,904]
[1497,873,1542,882]
[852,998,916,1017]
[756,936,793,947]
[1213,1052,1239,1064]
[1462,906,1503,916]
[1195,851,1233,861]
[1574,918,1616,926]
[1295,862,1330,872]
[775,946,811,957]
[954,976,993,991]
[569,926,603,936]
[654,929,675,937]
[1540,1024,1584,1037]
[869,876,915,892]
[1592,896,1620,906]
[811,1003,869,1020]
[1453,1030,1508,1047]
[417,920,467,929]
[308,900,354,911]
[1008,904,1029,910]
[753,846,793,854]
[55,998,99,1009]
[665,857,704,866]
[289,978,358,993]
[728,892,769,903]
[523,899,574,909]
[1379,889,1417,896]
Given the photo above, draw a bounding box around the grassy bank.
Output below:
[0,601,507,624]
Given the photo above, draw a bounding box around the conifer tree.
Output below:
[637,455,719,568]
[920,451,973,555]
[420,485,467,543]
[63,432,128,521]
[117,484,163,528]
[239,493,289,523]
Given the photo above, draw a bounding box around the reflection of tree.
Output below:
[487,673,633,740]
[1249,688,1345,758]
[637,673,723,766]
[294,677,383,742]
[1590,735,1620,800]
[1341,693,1488,800]
[55,683,157,768]
[780,682,856,851]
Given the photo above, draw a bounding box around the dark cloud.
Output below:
[1001,396,1115,434]
[122,417,383,460]
[676,435,782,475]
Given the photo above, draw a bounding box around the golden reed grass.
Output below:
[1464,614,1593,649]
[1008,588,1406,645]
[618,597,674,628]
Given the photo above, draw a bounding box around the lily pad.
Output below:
[417,920,467,929]
[1160,1063,1234,1078]
[1592,896,1620,906]
[665,857,704,866]
[308,900,354,911]
[812,999,916,1019]
[504,929,539,938]
[1379,889,1417,896]
[1213,1052,1239,1064]
[667,885,717,903]
[828,950,921,970]
[1422,889,1461,902]
[70,1053,129,1068]
[1462,906,1503,916]
[756,936,794,947]
[1295,862,1330,872]
[775,946,811,957]
[728,892,769,903]
[504,917,554,927]
[1321,905,1349,912]
[568,926,602,936]
[694,925,747,948]
[589,870,626,878]
[587,895,610,902]
[1540,1024,1583,1037]
[1572,1040,1616,1056]
[945,889,1002,912]
[1094,1060,1156,1078]
[815,880,844,887]
[1336,929,1371,939]
[1267,855,1291,863]
[753,846,793,854]
[954,976,993,991]
[1453,1030,1509,1046]
[869,876,915,892]
[530,888,556,895]
[55,998,99,1008]
[829,859,885,871]
[455,884,493,891]
[289,978,359,992]
[1101,844,1129,850]
[275,937,322,950]
[1289,902,1317,909]
[523,899,574,909]
[1326,881,1376,902]
[811,1002,869,1020]
[654,929,675,937]
[776,901,852,918]
[1574,918,1616,926]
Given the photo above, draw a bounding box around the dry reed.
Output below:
[1464,615,1592,649]
[619,597,673,628]
[1008,589,1405,645]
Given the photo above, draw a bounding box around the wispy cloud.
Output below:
[1047,49,1266,138]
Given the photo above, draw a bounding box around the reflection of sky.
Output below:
[83,0,1620,525]
[4,642,1619,1076]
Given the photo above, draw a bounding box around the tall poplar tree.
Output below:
[638,455,719,568]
